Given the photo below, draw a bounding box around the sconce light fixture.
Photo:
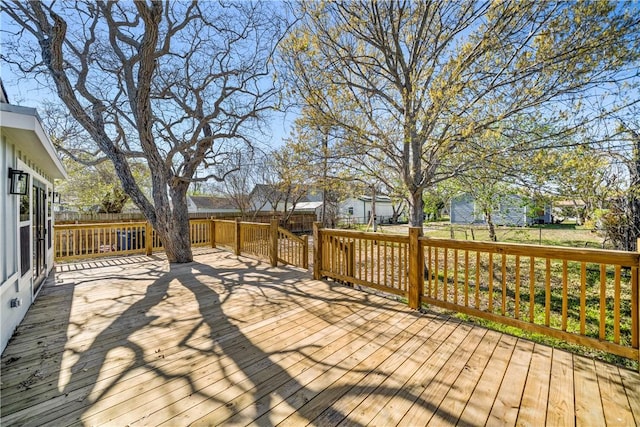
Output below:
[52,191,61,204]
[8,168,29,195]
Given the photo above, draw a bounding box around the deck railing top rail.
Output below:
[419,236,640,266]
[54,221,148,229]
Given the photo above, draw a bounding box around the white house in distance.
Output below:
[0,85,67,354]
[339,195,397,224]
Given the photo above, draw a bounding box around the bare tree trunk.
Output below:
[409,190,424,231]
[485,210,497,242]
[371,186,377,232]
[145,184,193,263]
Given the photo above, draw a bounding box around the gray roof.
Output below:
[189,195,237,210]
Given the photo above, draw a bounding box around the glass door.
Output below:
[32,180,47,292]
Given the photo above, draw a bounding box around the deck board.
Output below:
[546,348,576,427]
[1,248,638,426]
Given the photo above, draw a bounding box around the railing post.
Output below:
[346,241,355,278]
[270,218,279,267]
[234,218,241,256]
[303,235,309,270]
[408,227,423,310]
[636,239,640,371]
[210,218,216,248]
[145,222,153,256]
[313,222,323,280]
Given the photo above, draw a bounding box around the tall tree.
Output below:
[601,100,640,249]
[279,0,640,230]
[2,1,289,262]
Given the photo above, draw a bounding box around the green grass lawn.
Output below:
[377,221,609,250]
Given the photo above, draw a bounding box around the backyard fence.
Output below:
[53,218,308,269]
[55,211,317,232]
[314,223,640,365]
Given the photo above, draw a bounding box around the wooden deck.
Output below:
[1,248,639,426]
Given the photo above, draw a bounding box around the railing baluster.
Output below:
[501,253,507,316]
[632,267,638,349]
[434,247,439,299]
[443,248,448,303]
[475,252,480,309]
[529,256,535,323]
[454,249,459,305]
[614,265,621,344]
[488,252,494,313]
[600,264,607,341]
[515,255,520,320]
[562,260,568,331]
[545,258,551,327]
[391,241,395,290]
[580,262,587,335]
[464,250,469,307]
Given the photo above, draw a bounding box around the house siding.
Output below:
[340,197,396,224]
[450,194,480,224]
[451,194,551,226]
[1,104,66,354]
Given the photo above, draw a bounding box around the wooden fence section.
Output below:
[54,219,309,269]
[315,229,409,297]
[54,222,149,260]
[278,227,309,269]
[239,222,271,261]
[314,224,640,365]
[212,220,236,252]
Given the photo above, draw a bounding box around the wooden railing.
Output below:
[314,224,640,365]
[315,229,408,296]
[239,222,271,261]
[54,222,149,260]
[278,228,309,269]
[212,219,236,252]
[54,218,309,269]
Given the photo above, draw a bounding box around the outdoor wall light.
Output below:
[8,168,29,195]
[52,191,61,204]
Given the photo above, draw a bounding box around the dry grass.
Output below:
[377,222,607,249]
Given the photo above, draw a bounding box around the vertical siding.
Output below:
[1,135,25,354]
[0,135,18,282]
[495,195,527,226]
[450,195,477,224]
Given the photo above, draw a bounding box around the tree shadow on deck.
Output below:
[2,251,474,426]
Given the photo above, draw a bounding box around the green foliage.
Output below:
[280,1,640,229]
[56,159,149,213]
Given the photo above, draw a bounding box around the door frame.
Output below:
[16,160,53,301]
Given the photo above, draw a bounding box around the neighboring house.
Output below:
[450,194,552,226]
[1,87,67,353]
[339,195,398,224]
[187,195,241,214]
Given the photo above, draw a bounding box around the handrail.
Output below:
[420,236,640,266]
[277,227,308,269]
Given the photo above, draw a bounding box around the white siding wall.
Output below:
[0,136,29,353]
[340,198,396,224]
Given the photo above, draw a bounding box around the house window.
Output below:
[20,192,30,222]
[347,207,353,215]
[20,225,30,276]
